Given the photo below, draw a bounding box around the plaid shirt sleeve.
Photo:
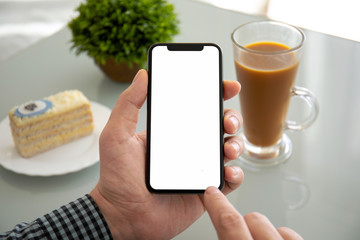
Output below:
[0,194,113,240]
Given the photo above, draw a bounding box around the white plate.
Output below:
[0,101,111,176]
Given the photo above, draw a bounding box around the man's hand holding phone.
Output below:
[90,69,245,239]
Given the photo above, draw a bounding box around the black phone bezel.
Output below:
[146,43,224,194]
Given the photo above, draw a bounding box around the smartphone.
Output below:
[146,43,223,194]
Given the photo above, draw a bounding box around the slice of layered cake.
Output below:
[8,90,94,158]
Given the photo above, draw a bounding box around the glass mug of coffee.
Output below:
[231,21,319,167]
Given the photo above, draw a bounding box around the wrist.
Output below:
[90,185,133,240]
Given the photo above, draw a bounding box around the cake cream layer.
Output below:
[15,125,94,158]
[11,116,93,146]
[10,105,91,137]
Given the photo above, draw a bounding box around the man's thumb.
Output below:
[107,69,148,136]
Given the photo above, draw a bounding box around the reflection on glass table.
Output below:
[0,0,359,239]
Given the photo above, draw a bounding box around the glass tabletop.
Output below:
[0,0,359,238]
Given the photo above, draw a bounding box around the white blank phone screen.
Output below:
[149,45,221,190]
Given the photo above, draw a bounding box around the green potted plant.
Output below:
[68,0,179,82]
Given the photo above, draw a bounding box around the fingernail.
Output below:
[231,141,241,155]
[206,186,220,195]
[231,166,240,177]
[132,69,143,83]
[229,116,239,129]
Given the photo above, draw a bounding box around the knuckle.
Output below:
[277,226,291,231]
[219,211,243,229]
[244,212,267,222]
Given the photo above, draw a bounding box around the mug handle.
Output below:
[284,86,319,131]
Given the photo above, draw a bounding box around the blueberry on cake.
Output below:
[8,90,94,158]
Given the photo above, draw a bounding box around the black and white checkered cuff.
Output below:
[36,194,113,240]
